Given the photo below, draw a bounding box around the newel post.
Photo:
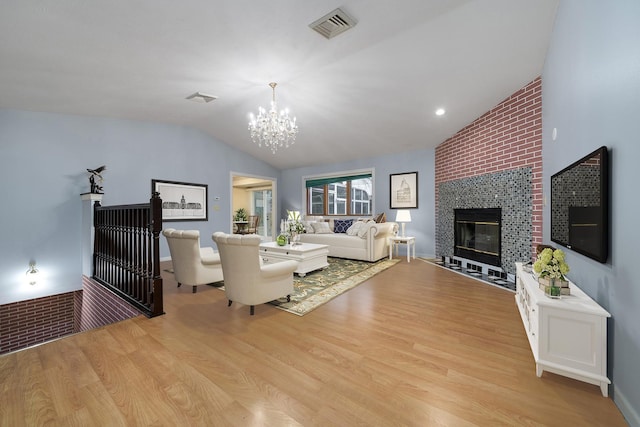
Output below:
[80,192,103,277]
[149,191,163,316]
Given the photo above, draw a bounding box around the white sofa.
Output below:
[299,221,398,262]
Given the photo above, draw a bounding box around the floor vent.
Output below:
[309,8,357,39]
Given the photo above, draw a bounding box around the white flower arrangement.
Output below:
[286,210,305,234]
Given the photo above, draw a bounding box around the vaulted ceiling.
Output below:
[0,1,559,169]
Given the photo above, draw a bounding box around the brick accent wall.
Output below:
[0,292,76,354]
[435,77,543,262]
[78,275,142,332]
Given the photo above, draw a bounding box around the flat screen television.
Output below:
[550,146,609,263]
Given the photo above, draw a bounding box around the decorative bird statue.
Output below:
[87,165,106,194]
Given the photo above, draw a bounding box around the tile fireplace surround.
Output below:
[437,167,533,276]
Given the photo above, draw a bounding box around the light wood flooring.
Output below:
[0,259,627,426]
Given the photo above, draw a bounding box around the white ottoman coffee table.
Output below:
[259,242,329,277]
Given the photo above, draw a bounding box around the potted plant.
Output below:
[233,208,248,222]
[533,247,570,297]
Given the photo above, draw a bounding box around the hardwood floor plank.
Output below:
[80,381,129,426]
[0,354,25,427]
[14,350,58,426]
[0,259,627,426]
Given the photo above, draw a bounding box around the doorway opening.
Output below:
[231,173,277,240]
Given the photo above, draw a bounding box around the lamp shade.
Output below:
[395,210,412,223]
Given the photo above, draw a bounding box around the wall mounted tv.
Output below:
[550,146,609,263]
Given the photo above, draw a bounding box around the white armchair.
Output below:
[162,228,224,293]
[212,232,297,315]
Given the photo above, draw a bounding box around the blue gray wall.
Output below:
[281,149,436,259]
[542,1,640,423]
[0,109,279,305]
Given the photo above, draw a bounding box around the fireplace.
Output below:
[454,208,501,267]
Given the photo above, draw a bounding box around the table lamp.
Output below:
[395,210,411,237]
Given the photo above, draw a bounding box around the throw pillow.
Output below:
[374,212,386,223]
[346,221,364,236]
[302,221,316,234]
[311,221,333,234]
[326,218,334,232]
[333,219,353,233]
[357,222,377,238]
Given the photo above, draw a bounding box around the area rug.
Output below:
[212,257,399,316]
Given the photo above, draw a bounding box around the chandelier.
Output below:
[248,82,298,154]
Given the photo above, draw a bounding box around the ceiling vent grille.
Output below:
[186,92,217,103]
[309,8,357,39]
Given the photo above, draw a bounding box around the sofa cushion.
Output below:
[300,233,365,249]
[311,221,333,234]
[333,219,353,233]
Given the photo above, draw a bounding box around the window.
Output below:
[305,173,372,216]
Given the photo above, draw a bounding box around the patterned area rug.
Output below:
[271,257,400,315]
[211,257,399,316]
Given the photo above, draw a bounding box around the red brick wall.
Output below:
[435,77,543,258]
[0,277,143,355]
[0,292,76,354]
[78,275,142,332]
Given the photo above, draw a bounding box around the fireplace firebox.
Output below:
[454,208,501,267]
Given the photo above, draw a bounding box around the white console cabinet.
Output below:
[515,262,611,396]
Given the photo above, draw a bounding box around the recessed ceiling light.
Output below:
[435,108,446,116]
[186,92,218,103]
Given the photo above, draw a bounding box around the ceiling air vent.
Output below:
[309,8,357,39]
[186,92,217,103]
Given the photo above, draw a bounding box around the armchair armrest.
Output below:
[200,247,221,265]
[260,260,298,279]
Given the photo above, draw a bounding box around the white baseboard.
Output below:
[613,387,639,427]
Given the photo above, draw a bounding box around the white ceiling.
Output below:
[0,0,558,170]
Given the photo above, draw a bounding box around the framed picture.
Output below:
[389,171,418,209]
[152,179,208,222]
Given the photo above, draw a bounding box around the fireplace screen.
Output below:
[454,208,501,266]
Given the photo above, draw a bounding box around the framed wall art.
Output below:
[389,171,418,209]
[152,179,208,221]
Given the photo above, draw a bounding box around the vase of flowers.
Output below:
[533,247,570,298]
[286,210,305,245]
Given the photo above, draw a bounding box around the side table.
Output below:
[389,236,416,262]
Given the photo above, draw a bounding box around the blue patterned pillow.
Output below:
[333,219,354,233]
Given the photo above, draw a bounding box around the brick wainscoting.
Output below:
[78,275,143,332]
[0,277,143,355]
[435,77,543,271]
[0,292,76,354]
